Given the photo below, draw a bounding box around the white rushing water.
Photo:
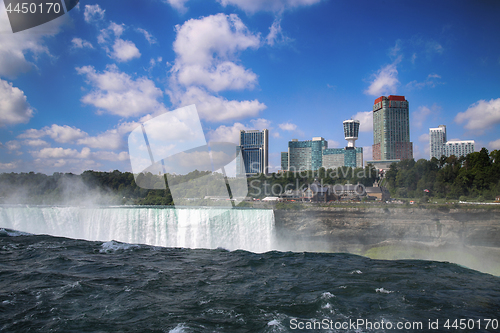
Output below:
[0,206,276,253]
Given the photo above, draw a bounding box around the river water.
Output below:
[0,206,499,332]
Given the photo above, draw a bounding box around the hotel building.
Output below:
[286,137,327,172]
[429,125,447,159]
[443,140,475,158]
[429,125,475,159]
[282,120,363,172]
[372,95,413,161]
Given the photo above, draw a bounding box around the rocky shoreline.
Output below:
[272,207,500,275]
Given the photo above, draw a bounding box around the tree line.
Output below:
[4,147,496,206]
[0,165,378,205]
[384,148,500,201]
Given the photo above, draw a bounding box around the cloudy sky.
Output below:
[1,0,499,174]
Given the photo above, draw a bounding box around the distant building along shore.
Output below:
[281,120,363,172]
[429,125,475,159]
[366,95,413,170]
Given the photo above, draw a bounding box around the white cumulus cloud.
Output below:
[364,62,400,96]
[71,37,93,49]
[92,151,129,162]
[77,121,140,150]
[6,140,21,151]
[278,122,297,131]
[455,98,500,133]
[0,4,64,78]
[0,79,34,126]
[351,111,373,132]
[84,4,105,23]
[111,38,141,62]
[208,122,248,143]
[168,14,267,122]
[171,13,260,92]
[175,86,266,122]
[136,28,157,44]
[207,118,272,143]
[489,138,500,150]
[98,22,141,62]
[32,147,91,159]
[23,139,50,147]
[250,118,272,130]
[18,124,87,143]
[163,0,190,13]
[77,65,166,117]
[0,160,20,170]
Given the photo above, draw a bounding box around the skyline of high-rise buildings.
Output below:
[236,96,480,175]
[280,119,363,172]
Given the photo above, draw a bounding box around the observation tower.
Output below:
[343,119,360,148]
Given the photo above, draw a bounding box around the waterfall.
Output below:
[0,206,276,253]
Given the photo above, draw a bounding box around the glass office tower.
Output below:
[236,129,268,176]
[281,152,288,171]
[288,137,327,172]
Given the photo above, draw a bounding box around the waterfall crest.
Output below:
[0,206,276,253]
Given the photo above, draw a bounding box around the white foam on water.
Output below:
[321,291,335,299]
[321,302,333,309]
[99,240,141,253]
[375,288,394,294]
[266,318,287,332]
[169,323,188,333]
[0,228,31,237]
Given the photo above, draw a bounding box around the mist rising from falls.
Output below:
[0,206,276,253]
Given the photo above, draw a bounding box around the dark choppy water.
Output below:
[1,229,499,332]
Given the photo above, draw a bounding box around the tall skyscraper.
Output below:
[372,95,413,161]
[236,129,268,176]
[429,125,447,159]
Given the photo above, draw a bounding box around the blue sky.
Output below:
[1,0,499,174]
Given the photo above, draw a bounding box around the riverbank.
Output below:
[272,206,500,275]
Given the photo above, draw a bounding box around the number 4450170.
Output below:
[444,319,498,330]
[5,2,61,14]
